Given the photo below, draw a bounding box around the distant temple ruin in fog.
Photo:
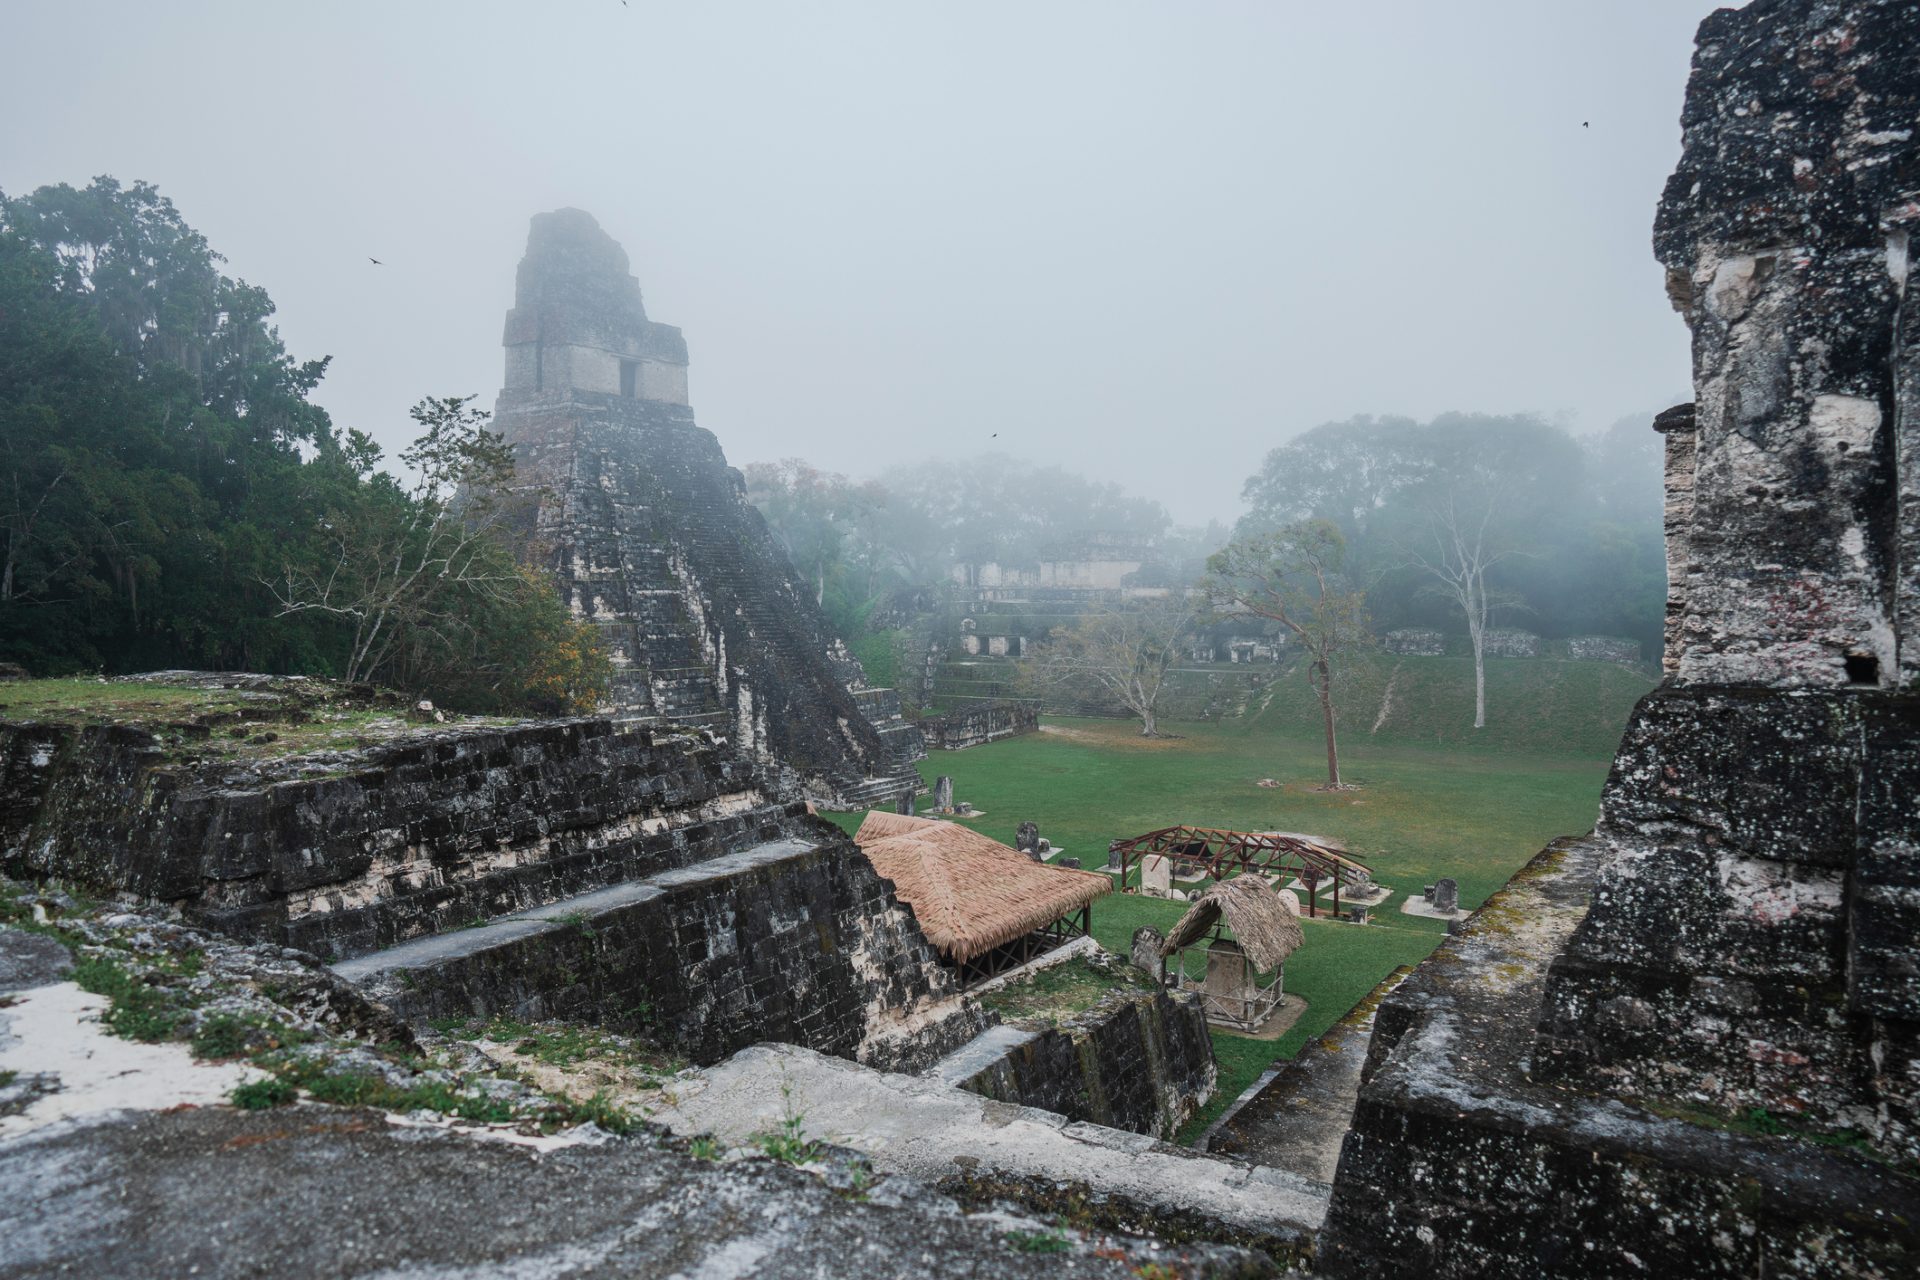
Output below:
[490,209,922,809]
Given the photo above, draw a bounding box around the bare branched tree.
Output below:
[266,396,534,686]
[1020,595,1195,737]
[1204,521,1372,789]
[1403,479,1529,730]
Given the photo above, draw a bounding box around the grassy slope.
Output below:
[824,681,1623,1140]
[1249,650,1653,759]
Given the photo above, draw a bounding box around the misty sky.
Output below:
[2,2,1710,522]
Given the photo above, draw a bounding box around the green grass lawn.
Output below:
[825,712,1615,1142]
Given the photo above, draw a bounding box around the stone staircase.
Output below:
[332,827,982,1072]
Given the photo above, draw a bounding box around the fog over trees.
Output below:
[747,409,1666,666]
[1,175,1667,719]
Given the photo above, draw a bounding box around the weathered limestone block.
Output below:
[921,700,1039,750]
[0,715,818,962]
[952,984,1216,1139]
[492,210,917,809]
[1563,635,1640,664]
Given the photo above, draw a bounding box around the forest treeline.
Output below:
[0,177,605,711]
[748,412,1665,657]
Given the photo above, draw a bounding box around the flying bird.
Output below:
[1582,121,1590,129]
[369,257,383,265]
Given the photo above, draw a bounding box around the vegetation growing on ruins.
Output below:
[978,954,1150,1028]
[0,676,524,765]
[2,876,658,1135]
[0,179,605,714]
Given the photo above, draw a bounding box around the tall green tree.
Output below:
[0,176,605,713]
[1206,522,1372,789]
[1238,412,1664,660]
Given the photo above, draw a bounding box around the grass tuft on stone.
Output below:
[230,1077,297,1110]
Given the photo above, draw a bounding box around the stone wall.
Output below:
[1478,628,1539,658]
[1536,686,1919,1147]
[0,714,817,963]
[492,210,919,810]
[920,700,1038,751]
[1562,635,1639,664]
[342,838,985,1073]
[953,984,1216,1139]
[1381,629,1446,656]
[1320,839,1917,1279]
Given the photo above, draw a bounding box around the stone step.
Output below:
[332,836,976,1070]
[830,772,924,810]
[653,1042,1326,1260]
[927,1023,1040,1085]
[1200,965,1414,1180]
[332,838,818,983]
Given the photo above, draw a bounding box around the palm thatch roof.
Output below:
[853,812,1111,963]
[1159,875,1305,971]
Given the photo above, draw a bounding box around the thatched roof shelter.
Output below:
[853,812,1110,964]
[1159,875,1305,972]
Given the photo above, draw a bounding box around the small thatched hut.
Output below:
[853,812,1111,983]
[1158,876,1305,1031]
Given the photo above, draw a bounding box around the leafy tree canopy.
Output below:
[0,177,603,713]
[1237,412,1664,655]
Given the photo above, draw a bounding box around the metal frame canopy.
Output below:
[1107,826,1376,920]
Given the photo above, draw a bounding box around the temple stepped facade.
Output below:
[492,209,921,810]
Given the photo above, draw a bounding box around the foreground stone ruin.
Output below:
[1318,1,1920,1271]
[0,676,1252,1269]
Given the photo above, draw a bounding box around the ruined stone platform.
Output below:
[1,703,821,962]
[337,836,982,1071]
[332,838,815,980]
[654,1041,1326,1264]
[1316,837,1920,1277]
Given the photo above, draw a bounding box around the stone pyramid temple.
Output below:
[490,209,922,809]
